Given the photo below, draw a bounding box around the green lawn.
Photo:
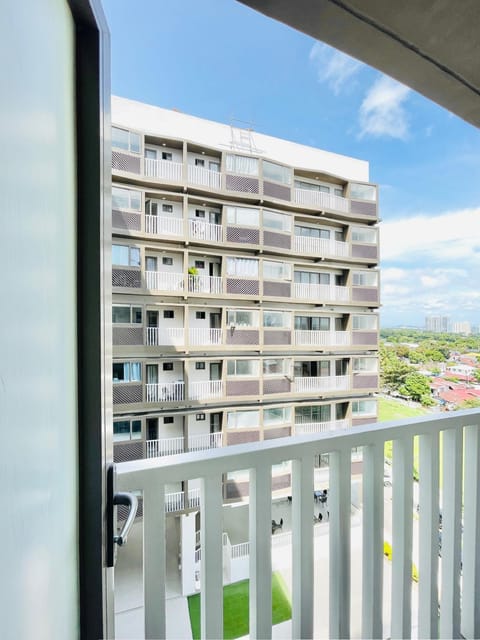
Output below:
[378,397,428,478]
[188,572,291,640]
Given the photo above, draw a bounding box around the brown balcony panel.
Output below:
[352,331,378,346]
[226,329,260,345]
[227,431,260,447]
[353,374,378,389]
[263,230,291,250]
[112,209,141,232]
[272,473,291,491]
[352,417,376,427]
[113,384,143,405]
[351,243,378,260]
[263,281,291,297]
[226,226,260,245]
[264,427,291,440]
[113,326,143,346]
[352,286,379,303]
[112,268,142,288]
[226,380,260,396]
[112,150,141,174]
[114,441,144,463]
[263,180,291,201]
[350,199,377,217]
[225,174,259,194]
[263,378,291,394]
[264,330,291,345]
[226,278,259,295]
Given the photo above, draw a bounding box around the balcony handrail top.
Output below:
[116,409,480,489]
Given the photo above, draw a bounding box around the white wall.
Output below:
[0,1,78,638]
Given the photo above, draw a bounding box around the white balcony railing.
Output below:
[188,432,223,452]
[295,418,349,435]
[144,157,183,182]
[189,327,222,346]
[145,214,183,237]
[145,381,185,403]
[145,270,184,292]
[164,488,201,514]
[145,327,184,346]
[187,164,222,190]
[293,235,349,258]
[188,380,223,400]
[294,375,349,393]
[293,187,349,213]
[188,218,223,243]
[294,329,350,347]
[293,282,350,302]
[146,436,185,458]
[116,409,480,640]
[188,274,223,295]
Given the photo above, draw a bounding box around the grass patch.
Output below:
[188,572,291,640]
[379,397,428,479]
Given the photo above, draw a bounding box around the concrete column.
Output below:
[181,512,197,595]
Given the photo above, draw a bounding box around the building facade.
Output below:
[425,315,451,333]
[110,96,379,513]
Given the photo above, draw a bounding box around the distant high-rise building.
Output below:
[425,315,450,333]
[452,321,471,335]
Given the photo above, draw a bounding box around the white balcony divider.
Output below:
[145,327,184,346]
[116,409,480,640]
[231,541,250,560]
[189,327,222,346]
[188,274,223,295]
[293,187,349,213]
[145,214,183,237]
[188,380,223,400]
[146,437,185,458]
[293,282,349,302]
[145,381,185,403]
[164,488,201,514]
[295,419,349,434]
[145,270,184,292]
[294,329,350,347]
[294,375,349,393]
[188,432,223,451]
[187,164,222,190]
[188,218,223,243]
[293,235,349,258]
[144,157,183,182]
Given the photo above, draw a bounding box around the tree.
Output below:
[380,345,413,391]
[398,372,431,402]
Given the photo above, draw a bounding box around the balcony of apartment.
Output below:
[188,380,224,401]
[187,147,222,190]
[187,256,223,296]
[145,432,223,459]
[145,326,185,347]
[294,374,350,394]
[144,198,184,238]
[294,327,350,348]
[144,142,183,183]
[145,381,185,403]
[294,417,349,434]
[114,409,480,639]
[293,271,350,304]
[293,225,349,260]
[188,206,223,243]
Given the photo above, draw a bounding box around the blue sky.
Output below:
[103,0,480,328]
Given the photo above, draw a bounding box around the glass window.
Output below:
[352,315,378,330]
[164,416,174,424]
[226,257,258,278]
[295,316,330,331]
[263,210,292,232]
[112,186,141,211]
[112,244,129,266]
[112,305,142,324]
[351,227,377,243]
[225,206,259,227]
[263,160,292,185]
[162,204,173,213]
[113,362,141,383]
[163,310,174,319]
[227,410,260,429]
[263,311,291,328]
[195,158,205,167]
[131,420,141,439]
[334,188,344,197]
[294,271,330,285]
[112,127,141,154]
[194,260,205,269]
[353,358,378,372]
[209,161,220,172]
[195,362,206,370]
[353,271,378,286]
[350,183,377,201]
[145,148,157,160]
[162,152,172,161]
[352,400,376,415]
[195,209,205,218]
[195,311,206,320]
[263,260,291,280]
[264,407,291,426]
[162,257,173,266]
[227,310,258,327]
[226,154,259,176]
[295,405,331,423]
[163,362,174,371]
[263,359,288,376]
[227,360,259,376]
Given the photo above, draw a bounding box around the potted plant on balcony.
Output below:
[188,266,199,276]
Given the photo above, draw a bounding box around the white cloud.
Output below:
[382,267,407,282]
[358,76,411,139]
[381,208,480,263]
[309,42,362,94]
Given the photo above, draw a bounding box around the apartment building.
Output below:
[111,96,379,518]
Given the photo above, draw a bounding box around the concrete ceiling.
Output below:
[239,0,480,128]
